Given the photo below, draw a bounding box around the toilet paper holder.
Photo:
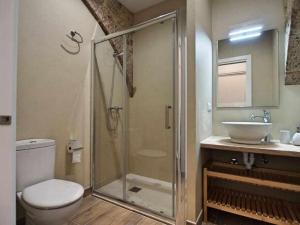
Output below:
[67,139,83,153]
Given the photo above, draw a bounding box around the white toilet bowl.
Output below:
[17,179,84,225]
[16,139,84,225]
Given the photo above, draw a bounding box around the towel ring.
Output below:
[61,30,83,55]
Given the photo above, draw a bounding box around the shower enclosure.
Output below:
[91,11,185,222]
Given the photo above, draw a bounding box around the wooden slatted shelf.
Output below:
[208,162,300,192]
[203,162,300,224]
[207,186,300,225]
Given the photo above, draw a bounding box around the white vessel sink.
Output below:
[222,122,272,144]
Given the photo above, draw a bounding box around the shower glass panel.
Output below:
[126,19,175,217]
[93,35,126,201]
[93,18,176,218]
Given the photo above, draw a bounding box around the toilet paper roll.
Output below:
[72,150,81,163]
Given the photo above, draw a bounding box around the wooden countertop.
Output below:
[201,136,300,158]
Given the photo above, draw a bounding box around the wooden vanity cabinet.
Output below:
[201,136,300,225]
[203,161,300,225]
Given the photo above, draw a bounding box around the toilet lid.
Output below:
[22,179,84,209]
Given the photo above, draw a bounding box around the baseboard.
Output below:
[84,187,92,197]
[186,209,203,225]
[16,217,25,225]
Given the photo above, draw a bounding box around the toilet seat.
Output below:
[22,179,84,209]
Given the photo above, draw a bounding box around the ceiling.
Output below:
[117,0,167,13]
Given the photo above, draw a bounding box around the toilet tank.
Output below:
[16,139,56,192]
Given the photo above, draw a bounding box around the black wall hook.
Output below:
[67,31,83,44]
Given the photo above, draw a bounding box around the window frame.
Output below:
[217,54,252,108]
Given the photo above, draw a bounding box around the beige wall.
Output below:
[212,0,300,139]
[186,0,212,222]
[134,0,186,24]
[212,0,285,41]
[129,20,174,182]
[17,0,99,188]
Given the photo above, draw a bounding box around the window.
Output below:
[217,55,252,107]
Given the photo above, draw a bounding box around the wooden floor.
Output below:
[65,196,167,225]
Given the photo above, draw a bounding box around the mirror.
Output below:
[216,29,279,108]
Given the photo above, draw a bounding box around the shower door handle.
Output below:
[165,105,172,129]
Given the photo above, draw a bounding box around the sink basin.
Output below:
[222,122,272,144]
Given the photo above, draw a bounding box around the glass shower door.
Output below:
[93,35,127,201]
[93,17,176,218]
[125,19,175,217]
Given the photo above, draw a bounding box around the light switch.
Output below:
[207,102,212,112]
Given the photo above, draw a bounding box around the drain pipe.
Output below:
[243,152,255,170]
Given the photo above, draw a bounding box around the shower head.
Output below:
[113,52,124,57]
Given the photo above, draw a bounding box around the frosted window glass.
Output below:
[218,62,246,75]
[218,74,246,105]
[217,59,251,107]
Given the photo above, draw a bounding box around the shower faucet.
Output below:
[108,106,123,112]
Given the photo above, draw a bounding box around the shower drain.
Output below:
[129,186,142,193]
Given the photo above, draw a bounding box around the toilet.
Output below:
[16,139,84,225]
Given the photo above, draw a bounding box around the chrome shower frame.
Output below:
[90,10,187,225]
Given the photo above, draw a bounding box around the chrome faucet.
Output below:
[250,110,272,143]
[250,110,271,123]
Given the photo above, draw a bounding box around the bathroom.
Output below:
[1,0,300,225]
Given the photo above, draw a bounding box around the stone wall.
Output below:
[82,0,136,96]
[286,0,300,85]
